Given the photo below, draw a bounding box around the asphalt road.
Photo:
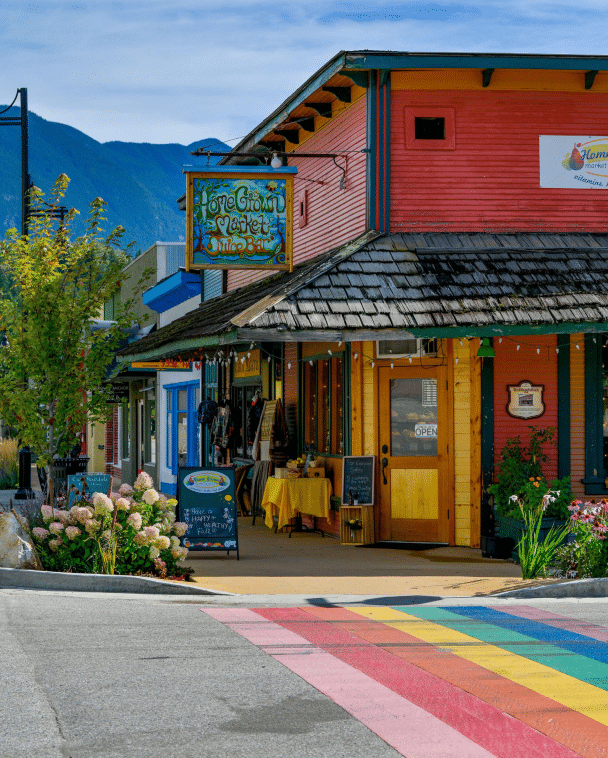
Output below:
[3,590,608,758]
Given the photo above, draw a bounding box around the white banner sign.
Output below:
[540,136,608,188]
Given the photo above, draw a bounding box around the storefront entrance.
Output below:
[378,367,452,543]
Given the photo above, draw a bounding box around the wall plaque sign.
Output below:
[506,380,545,419]
[185,167,296,271]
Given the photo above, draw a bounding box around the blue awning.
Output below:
[143,270,201,314]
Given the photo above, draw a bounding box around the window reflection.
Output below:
[390,378,438,456]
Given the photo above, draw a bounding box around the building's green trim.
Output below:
[407,321,608,340]
[367,71,378,231]
[384,76,391,234]
[344,52,608,72]
[557,337,571,480]
[584,333,606,494]
[480,351,494,537]
[118,330,239,363]
[377,71,385,233]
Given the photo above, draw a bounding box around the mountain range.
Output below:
[0,108,229,253]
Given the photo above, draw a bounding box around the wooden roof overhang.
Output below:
[223,50,608,163]
[118,231,608,363]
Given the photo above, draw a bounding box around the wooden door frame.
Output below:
[376,354,455,544]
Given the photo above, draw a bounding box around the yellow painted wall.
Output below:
[453,340,471,546]
[571,334,586,499]
[391,69,608,92]
[362,341,377,456]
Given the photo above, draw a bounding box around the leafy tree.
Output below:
[0,175,151,501]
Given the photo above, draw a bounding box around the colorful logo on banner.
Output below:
[540,136,608,188]
[186,170,294,270]
[183,470,231,494]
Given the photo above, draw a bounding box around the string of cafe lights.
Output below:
[169,333,603,373]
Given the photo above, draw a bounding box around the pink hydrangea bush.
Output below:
[30,477,191,577]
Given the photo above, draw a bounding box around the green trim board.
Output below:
[584,333,607,494]
[344,51,608,71]
[557,338,571,480]
[480,350,494,537]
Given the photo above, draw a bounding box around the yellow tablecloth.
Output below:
[262,477,332,530]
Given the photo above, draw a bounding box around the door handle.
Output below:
[381,457,388,485]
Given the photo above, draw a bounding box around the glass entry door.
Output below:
[378,367,451,542]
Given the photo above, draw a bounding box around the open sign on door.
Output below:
[414,423,438,438]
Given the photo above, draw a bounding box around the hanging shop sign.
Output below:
[177,466,239,557]
[540,136,608,188]
[506,380,545,420]
[233,349,261,379]
[185,167,296,271]
[104,382,129,404]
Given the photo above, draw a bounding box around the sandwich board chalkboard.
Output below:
[67,473,112,506]
[177,466,239,558]
[341,456,376,506]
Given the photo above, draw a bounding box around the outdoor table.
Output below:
[261,477,332,532]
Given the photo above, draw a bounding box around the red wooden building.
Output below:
[121,51,608,547]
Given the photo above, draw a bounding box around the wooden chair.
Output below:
[234,463,253,516]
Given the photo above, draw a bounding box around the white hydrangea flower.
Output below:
[142,489,160,505]
[149,545,160,560]
[134,472,154,491]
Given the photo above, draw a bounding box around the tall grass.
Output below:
[0,438,19,489]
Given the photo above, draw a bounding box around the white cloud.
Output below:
[1,1,608,143]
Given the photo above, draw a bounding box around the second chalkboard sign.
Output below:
[177,467,239,558]
[341,456,376,506]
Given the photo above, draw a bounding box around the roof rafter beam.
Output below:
[321,85,351,102]
[482,68,494,87]
[273,128,300,145]
[585,70,599,89]
[304,101,332,119]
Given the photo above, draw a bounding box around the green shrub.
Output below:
[489,427,571,519]
[29,472,192,578]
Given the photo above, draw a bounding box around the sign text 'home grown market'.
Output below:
[185,167,296,271]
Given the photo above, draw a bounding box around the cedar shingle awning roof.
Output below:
[118,230,608,362]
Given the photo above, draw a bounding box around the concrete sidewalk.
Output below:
[2,501,595,599]
[183,516,529,597]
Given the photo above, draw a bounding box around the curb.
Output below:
[0,567,235,595]
[496,577,608,599]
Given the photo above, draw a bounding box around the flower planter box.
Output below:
[340,505,374,545]
[495,514,570,564]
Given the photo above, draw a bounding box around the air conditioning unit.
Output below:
[376,338,437,359]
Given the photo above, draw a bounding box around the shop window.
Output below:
[415,117,444,140]
[303,356,344,455]
[405,107,455,150]
[165,382,199,474]
[230,384,262,460]
[583,334,608,494]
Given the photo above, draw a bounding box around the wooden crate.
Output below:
[340,505,374,545]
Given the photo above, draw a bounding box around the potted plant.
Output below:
[488,427,572,561]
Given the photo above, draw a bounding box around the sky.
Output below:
[2,1,608,147]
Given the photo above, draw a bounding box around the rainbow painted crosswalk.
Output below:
[204,605,608,758]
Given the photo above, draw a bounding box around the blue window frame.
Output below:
[165,381,199,474]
